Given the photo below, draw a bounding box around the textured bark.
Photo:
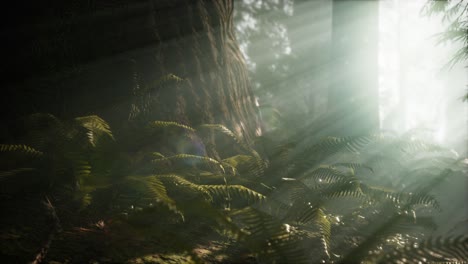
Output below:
[1,0,259,147]
[147,0,259,143]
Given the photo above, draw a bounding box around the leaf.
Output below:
[75,115,114,146]
[231,207,310,264]
[0,168,36,181]
[201,184,266,205]
[0,144,44,157]
[376,235,468,263]
[123,175,181,215]
[152,154,234,175]
[149,121,195,132]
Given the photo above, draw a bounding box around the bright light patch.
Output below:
[379,0,467,152]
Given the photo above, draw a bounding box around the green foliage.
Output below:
[422,0,468,70]
[373,235,468,263]
[149,121,195,132]
[1,113,465,263]
[75,115,114,146]
[231,207,310,264]
[0,144,44,157]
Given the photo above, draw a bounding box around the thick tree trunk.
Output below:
[1,0,259,147]
[147,0,259,143]
[328,0,379,136]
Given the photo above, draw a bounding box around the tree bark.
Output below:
[1,0,260,148]
[147,0,259,143]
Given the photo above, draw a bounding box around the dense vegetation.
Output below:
[1,108,467,263]
[1,0,467,263]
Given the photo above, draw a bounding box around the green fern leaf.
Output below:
[124,175,180,215]
[201,185,266,205]
[299,165,352,184]
[360,185,440,210]
[75,115,114,146]
[0,168,36,181]
[0,144,44,157]
[149,121,195,132]
[377,235,468,263]
[198,124,266,176]
[332,162,374,173]
[157,174,212,201]
[152,154,231,174]
[231,207,310,264]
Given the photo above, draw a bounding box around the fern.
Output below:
[375,235,468,263]
[222,155,263,177]
[156,174,212,201]
[231,207,310,264]
[152,154,231,174]
[149,121,195,132]
[332,162,374,173]
[0,144,44,157]
[308,135,376,156]
[360,185,440,210]
[120,175,180,215]
[299,165,353,184]
[75,115,114,146]
[146,73,185,91]
[198,124,266,176]
[201,185,266,205]
[0,168,36,181]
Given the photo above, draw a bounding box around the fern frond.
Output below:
[222,155,263,176]
[197,124,241,145]
[152,154,230,174]
[75,115,114,146]
[308,135,376,156]
[152,152,166,159]
[0,144,44,157]
[146,73,185,91]
[0,168,36,181]
[321,180,364,199]
[394,138,443,153]
[74,160,92,182]
[332,162,374,173]
[316,208,332,259]
[198,124,266,176]
[25,113,61,128]
[124,175,180,215]
[377,235,468,263]
[201,185,266,205]
[149,121,195,132]
[360,185,440,210]
[279,178,318,205]
[157,174,212,201]
[300,165,351,184]
[231,207,310,264]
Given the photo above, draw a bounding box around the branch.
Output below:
[30,196,62,264]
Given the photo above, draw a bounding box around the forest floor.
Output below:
[0,195,257,264]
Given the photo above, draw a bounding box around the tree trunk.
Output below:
[1,0,260,149]
[328,0,379,136]
[147,0,259,143]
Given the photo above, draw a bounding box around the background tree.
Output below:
[328,0,380,136]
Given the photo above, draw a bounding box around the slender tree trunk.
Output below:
[328,0,379,136]
[287,0,332,119]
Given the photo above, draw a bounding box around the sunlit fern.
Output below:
[376,235,468,263]
[231,207,311,264]
[0,113,114,205]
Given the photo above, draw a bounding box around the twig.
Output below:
[30,196,62,264]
